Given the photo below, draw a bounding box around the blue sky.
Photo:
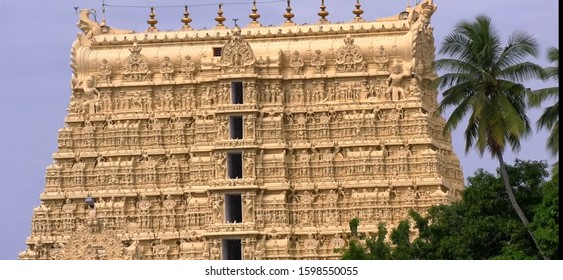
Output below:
[0,0,558,259]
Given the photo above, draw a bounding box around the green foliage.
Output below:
[433,15,542,158]
[340,160,559,260]
[433,14,547,259]
[530,173,559,259]
[529,47,559,157]
[349,218,360,237]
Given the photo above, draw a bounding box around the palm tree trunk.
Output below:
[497,153,549,260]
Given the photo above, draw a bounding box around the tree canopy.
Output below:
[433,14,547,258]
[340,160,559,260]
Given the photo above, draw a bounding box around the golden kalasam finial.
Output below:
[353,0,365,22]
[249,0,261,26]
[181,6,193,30]
[283,0,295,24]
[147,7,159,32]
[215,3,227,28]
[318,0,329,24]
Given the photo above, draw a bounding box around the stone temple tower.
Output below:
[21,0,463,260]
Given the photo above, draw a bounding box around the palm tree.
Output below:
[433,15,548,259]
[529,47,559,157]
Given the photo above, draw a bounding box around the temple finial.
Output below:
[318,0,329,24]
[283,0,295,26]
[215,3,227,29]
[181,6,193,30]
[352,0,365,22]
[147,7,159,32]
[248,0,262,27]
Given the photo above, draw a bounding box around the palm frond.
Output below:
[532,47,559,156]
[546,124,559,156]
[436,15,541,158]
[537,103,559,130]
[498,62,543,83]
[497,31,540,69]
[529,87,558,106]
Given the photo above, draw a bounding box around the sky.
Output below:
[0,0,558,259]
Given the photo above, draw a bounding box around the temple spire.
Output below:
[181,6,192,30]
[147,7,159,32]
[352,0,365,22]
[318,0,329,24]
[283,0,295,26]
[215,3,227,29]
[248,0,262,27]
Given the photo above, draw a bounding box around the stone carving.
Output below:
[76,9,131,39]
[122,42,152,81]
[373,45,389,70]
[180,55,196,80]
[243,238,254,260]
[210,193,224,222]
[152,240,169,260]
[304,234,320,254]
[218,27,256,73]
[210,239,221,260]
[408,77,422,99]
[25,0,463,261]
[77,75,100,115]
[310,50,326,74]
[290,51,305,75]
[159,56,175,81]
[335,34,365,72]
[255,238,265,260]
[57,227,124,260]
[243,192,255,222]
[386,60,411,101]
[97,59,112,83]
[180,87,196,109]
[331,234,346,250]
[414,0,437,33]
[123,240,141,260]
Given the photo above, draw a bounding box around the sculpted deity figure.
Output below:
[246,84,256,102]
[245,115,255,138]
[243,193,254,222]
[216,153,226,178]
[202,238,211,259]
[310,50,326,74]
[386,62,411,101]
[217,118,228,139]
[243,238,254,260]
[211,239,221,260]
[160,56,175,81]
[98,59,112,83]
[244,155,254,177]
[80,75,100,114]
[374,45,389,70]
[211,193,224,222]
[290,51,304,75]
[255,238,265,260]
[408,77,422,99]
[180,55,196,80]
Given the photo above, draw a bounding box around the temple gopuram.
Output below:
[20,0,463,260]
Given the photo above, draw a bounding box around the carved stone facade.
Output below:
[22,1,463,260]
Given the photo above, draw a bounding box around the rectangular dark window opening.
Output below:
[221,239,242,260]
[225,194,242,223]
[227,152,243,179]
[229,116,243,139]
[213,47,223,57]
[231,82,244,104]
